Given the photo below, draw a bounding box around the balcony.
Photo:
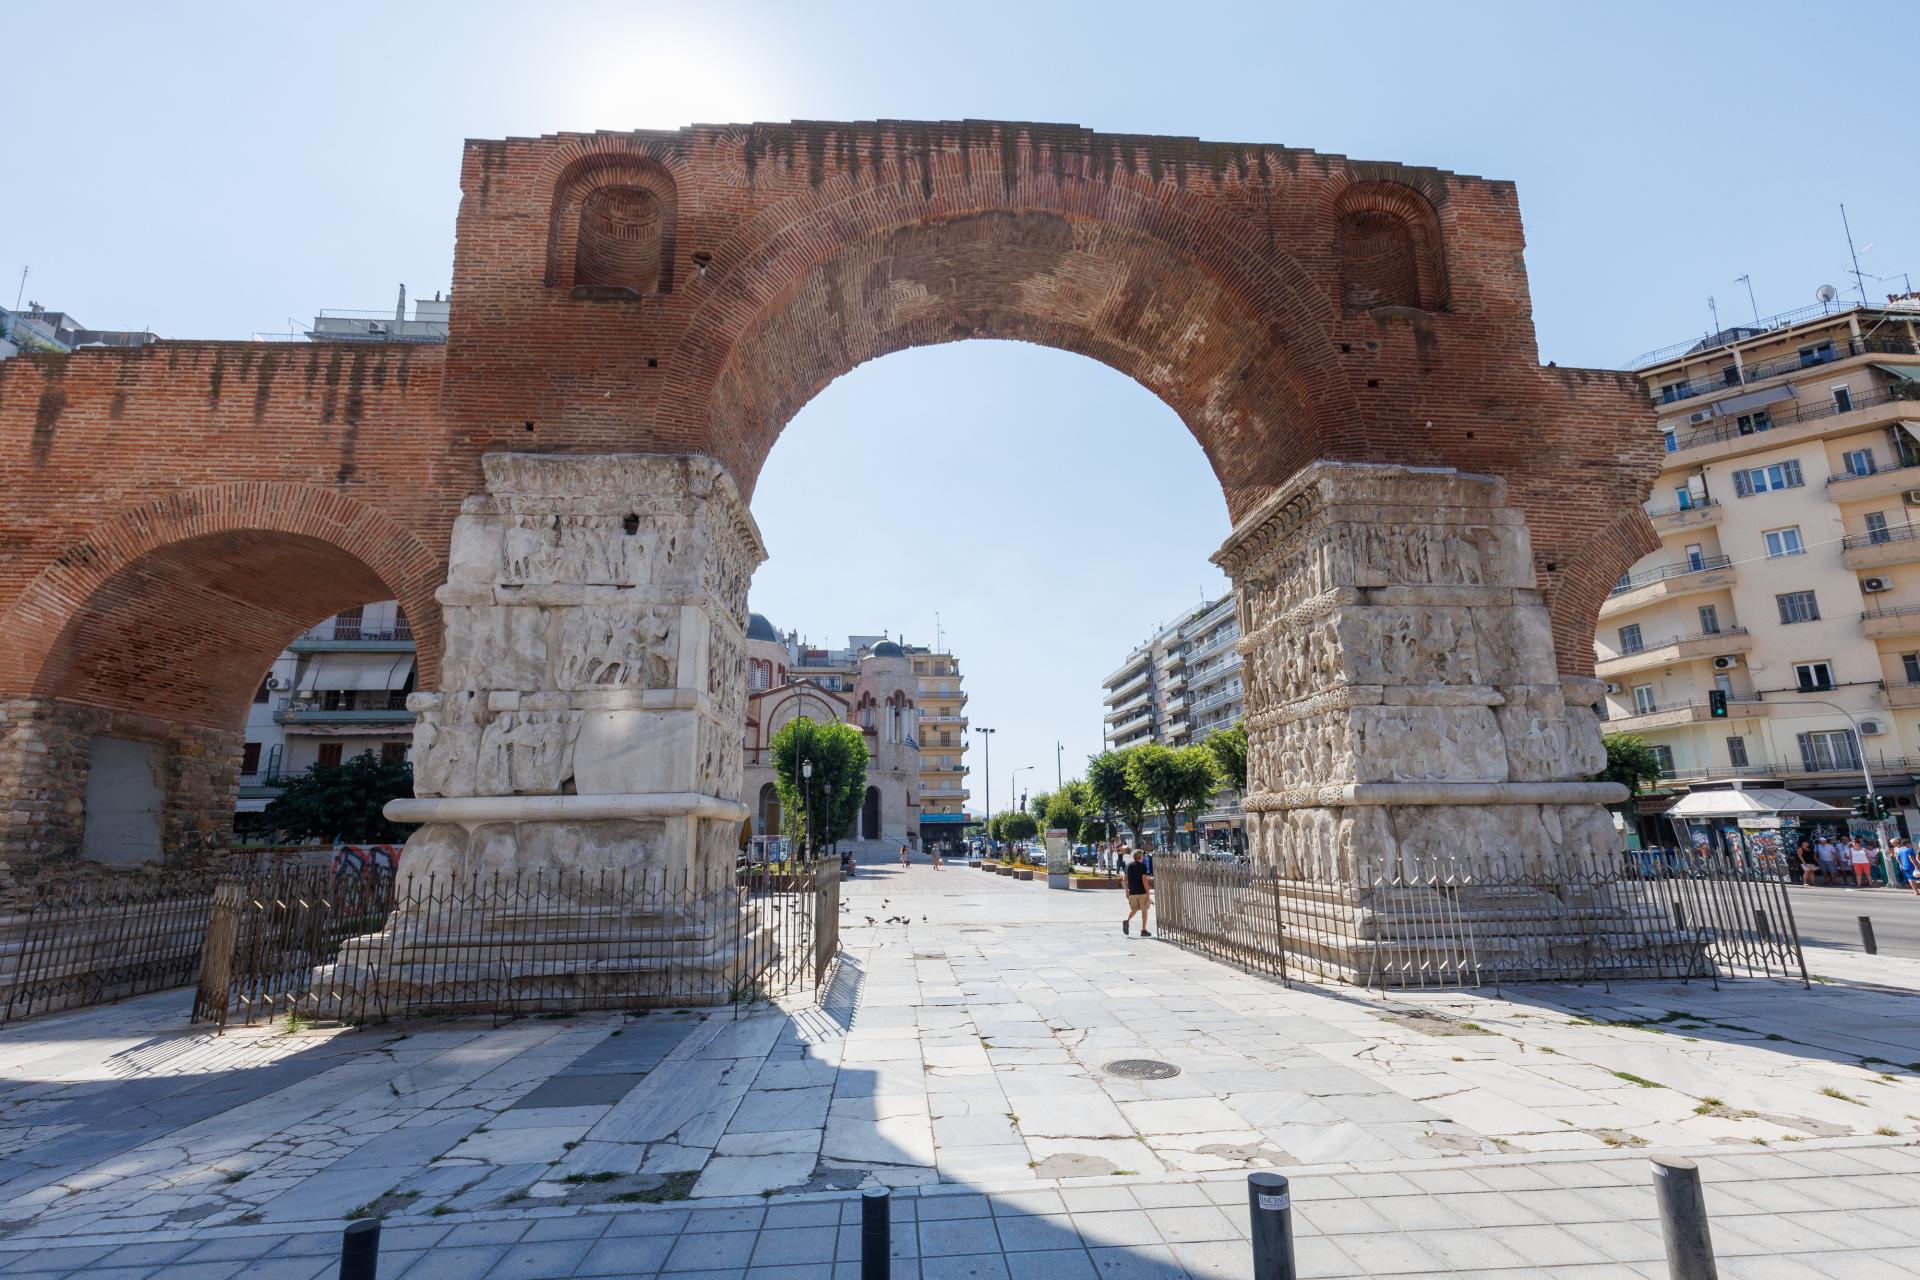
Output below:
[922,688,968,705]
[1657,752,1913,785]
[1103,652,1153,689]
[1162,667,1188,691]
[1886,682,1920,709]
[289,626,415,653]
[1842,522,1920,570]
[1189,686,1244,717]
[1649,335,1919,406]
[1104,666,1152,705]
[1665,381,1920,461]
[1593,627,1752,679]
[1862,603,1920,639]
[1601,695,1769,733]
[275,705,414,726]
[1645,499,1724,535]
[1827,457,1920,504]
[1111,708,1154,738]
[922,712,967,725]
[1185,628,1241,665]
[924,761,969,775]
[1188,597,1237,634]
[1599,555,1735,617]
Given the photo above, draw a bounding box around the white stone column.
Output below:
[1217,462,1625,884]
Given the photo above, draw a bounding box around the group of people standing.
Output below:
[1795,832,1920,892]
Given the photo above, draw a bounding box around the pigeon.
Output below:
[865,917,876,925]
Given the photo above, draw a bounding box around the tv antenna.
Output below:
[1841,204,1869,304]
[1734,274,1759,324]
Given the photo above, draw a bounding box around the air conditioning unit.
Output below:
[265,675,292,692]
[367,321,389,334]
[1604,681,1623,694]
[1712,655,1741,670]
[1860,718,1887,736]
[1903,490,1920,505]
[1864,576,1892,593]
[1688,409,1713,426]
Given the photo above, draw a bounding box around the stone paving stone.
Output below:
[665,1229,759,1271]
[750,1226,838,1267]
[918,1255,1011,1280]
[604,1206,692,1235]
[519,1214,610,1242]
[575,1232,676,1275]
[387,1246,509,1280]
[440,1219,534,1247]
[488,1238,596,1279]
[1004,1248,1097,1279]
[919,1217,1001,1257]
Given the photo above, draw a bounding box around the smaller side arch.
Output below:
[544,151,680,296]
[1331,180,1450,314]
[1548,506,1663,679]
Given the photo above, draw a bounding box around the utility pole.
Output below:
[978,727,994,850]
[1055,741,1064,789]
[12,266,25,311]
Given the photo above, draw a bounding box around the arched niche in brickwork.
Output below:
[1330,180,1450,315]
[0,483,442,730]
[544,151,679,298]
[658,163,1363,525]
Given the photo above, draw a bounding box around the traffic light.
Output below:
[1854,795,1891,822]
[1708,689,1728,718]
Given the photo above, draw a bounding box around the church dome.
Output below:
[869,640,904,658]
[746,613,778,642]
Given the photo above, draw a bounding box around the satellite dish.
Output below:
[1816,284,1839,304]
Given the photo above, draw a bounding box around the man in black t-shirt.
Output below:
[1122,850,1153,937]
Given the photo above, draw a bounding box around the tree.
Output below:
[1595,734,1664,806]
[1043,791,1084,842]
[1088,749,1149,848]
[1080,816,1111,845]
[772,717,870,854]
[1203,721,1248,794]
[1127,744,1220,852]
[989,811,1038,844]
[1027,790,1053,825]
[262,751,416,845]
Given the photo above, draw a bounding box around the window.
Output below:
[1732,460,1802,496]
[1735,410,1771,435]
[1832,385,1854,414]
[1617,624,1644,655]
[1799,341,1836,368]
[317,743,344,768]
[1697,604,1720,635]
[1685,543,1706,571]
[1776,590,1821,624]
[381,742,407,763]
[1660,381,1688,404]
[1721,365,1740,387]
[1633,684,1657,715]
[1675,486,1694,510]
[748,660,770,692]
[1663,430,1678,453]
[1904,652,1920,684]
[1726,736,1748,768]
[241,742,261,775]
[1650,744,1675,775]
[1845,448,1877,477]
[1798,729,1859,772]
[1866,512,1891,545]
[1793,661,1835,692]
[1763,526,1804,558]
[255,678,271,705]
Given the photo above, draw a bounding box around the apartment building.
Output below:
[1099,592,1245,848]
[909,647,971,856]
[1601,295,1920,834]
[236,601,417,829]
[1,303,155,360]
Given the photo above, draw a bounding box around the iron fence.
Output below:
[1153,853,1808,993]
[193,861,840,1032]
[0,876,220,1024]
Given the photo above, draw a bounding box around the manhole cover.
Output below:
[1104,1058,1181,1080]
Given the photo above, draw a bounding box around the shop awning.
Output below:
[1871,362,1920,383]
[1664,787,1844,819]
[296,653,415,693]
[1710,384,1796,418]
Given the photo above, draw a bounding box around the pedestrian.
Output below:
[1896,835,1919,895]
[1796,838,1819,887]
[1122,848,1153,937]
[899,842,910,869]
[931,843,943,870]
[1850,837,1874,887]
[1815,834,1838,885]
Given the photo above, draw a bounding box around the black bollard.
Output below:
[339,1219,380,1280]
[1860,915,1879,955]
[1247,1171,1297,1279]
[1753,908,1770,940]
[1651,1156,1717,1280]
[860,1185,891,1280]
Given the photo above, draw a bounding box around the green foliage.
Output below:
[262,752,416,844]
[1596,734,1665,802]
[1027,790,1053,824]
[772,717,869,851]
[1203,721,1248,793]
[1087,749,1149,845]
[1043,791,1084,842]
[989,811,1038,844]
[1126,744,1221,850]
[1080,816,1111,844]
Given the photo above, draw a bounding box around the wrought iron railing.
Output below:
[1609,555,1733,596]
[1843,521,1920,550]
[1667,383,1920,452]
[1644,498,1721,521]
[1153,853,1807,992]
[1,875,224,1024]
[1646,334,1920,399]
[1603,625,1749,660]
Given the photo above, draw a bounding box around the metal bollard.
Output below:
[1752,908,1770,940]
[860,1185,891,1280]
[1860,915,1879,955]
[338,1219,380,1280]
[1651,1156,1717,1280]
[1248,1171,1297,1279]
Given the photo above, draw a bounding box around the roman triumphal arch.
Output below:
[0,122,1661,991]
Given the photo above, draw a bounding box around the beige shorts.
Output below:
[1127,893,1150,911]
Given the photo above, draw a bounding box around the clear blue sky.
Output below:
[7,2,1918,812]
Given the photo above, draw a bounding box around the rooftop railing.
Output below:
[1627,300,1920,370]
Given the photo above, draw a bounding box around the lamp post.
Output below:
[1055,740,1064,790]
[801,757,813,862]
[1012,765,1034,857]
[978,727,994,853]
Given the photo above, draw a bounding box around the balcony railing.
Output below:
[1649,335,1919,403]
[274,695,412,725]
[1863,602,1920,623]
[1185,628,1241,664]
[1602,694,1765,723]
[1609,555,1733,596]
[1189,686,1244,716]
[1627,300,1881,370]
[1643,498,1721,521]
[1605,625,1749,660]
[1666,382,1920,452]
[1656,754,1908,783]
[1842,521,1920,551]
[1826,456,1920,486]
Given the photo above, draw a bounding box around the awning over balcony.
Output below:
[1709,384,1795,418]
[1872,362,1920,383]
[297,653,415,692]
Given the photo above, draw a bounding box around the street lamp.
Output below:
[1011,765,1034,856]
[801,757,813,861]
[977,727,995,852]
[1055,740,1064,790]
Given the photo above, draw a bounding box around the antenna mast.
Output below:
[12,266,25,310]
[1841,203,1869,304]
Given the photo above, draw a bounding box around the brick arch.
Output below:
[1546,505,1663,680]
[1329,179,1450,314]
[0,483,444,729]
[657,154,1365,523]
[543,144,681,294]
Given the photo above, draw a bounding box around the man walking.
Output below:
[1122,848,1152,938]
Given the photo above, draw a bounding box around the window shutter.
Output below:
[1796,732,1814,771]
[1783,459,1803,486]
[1734,470,1754,498]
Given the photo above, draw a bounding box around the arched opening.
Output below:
[861,785,881,842]
[756,781,780,844]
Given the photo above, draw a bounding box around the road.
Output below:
[1783,881,1920,959]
